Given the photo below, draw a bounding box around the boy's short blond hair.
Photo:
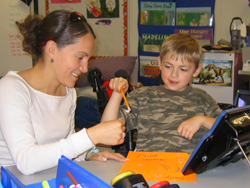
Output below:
[159,34,202,69]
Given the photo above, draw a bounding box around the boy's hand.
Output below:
[177,116,203,140]
[109,77,129,94]
[88,150,129,162]
[177,115,216,140]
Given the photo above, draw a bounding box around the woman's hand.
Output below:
[88,150,128,162]
[87,119,126,146]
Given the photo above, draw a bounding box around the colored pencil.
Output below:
[121,89,131,113]
[66,171,79,185]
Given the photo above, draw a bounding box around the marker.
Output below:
[121,89,131,113]
[67,171,83,188]
[67,171,79,185]
[42,180,50,188]
[69,185,78,188]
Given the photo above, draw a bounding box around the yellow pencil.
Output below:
[121,89,131,113]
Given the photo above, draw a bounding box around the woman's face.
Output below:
[53,33,95,88]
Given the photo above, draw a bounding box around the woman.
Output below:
[0,10,128,175]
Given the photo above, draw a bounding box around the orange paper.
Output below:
[119,151,196,182]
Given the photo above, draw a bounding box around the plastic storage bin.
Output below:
[0,181,3,188]
[1,156,113,188]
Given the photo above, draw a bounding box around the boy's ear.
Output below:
[193,64,202,77]
[157,56,162,70]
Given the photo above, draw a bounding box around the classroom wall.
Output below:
[128,0,250,85]
[128,0,250,56]
[24,0,250,57]
[2,0,250,81]
[0,1,33,77]
[214,0,250,45]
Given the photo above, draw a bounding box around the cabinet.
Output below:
[238,70,250,90]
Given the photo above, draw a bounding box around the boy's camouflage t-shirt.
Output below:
[119,85,222,154]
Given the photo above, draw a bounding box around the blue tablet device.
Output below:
[182,105,250,175]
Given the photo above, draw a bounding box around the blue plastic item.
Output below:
[1,156,113,188]
[0,181,4,188]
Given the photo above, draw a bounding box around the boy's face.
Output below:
[158,52,201,91]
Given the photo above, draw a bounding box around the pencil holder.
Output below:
[111,170,149,188]
[1,156,113,188]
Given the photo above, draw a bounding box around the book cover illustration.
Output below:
[175,28,213,46]
[140,33,169,53]
[140,2,175,26]
[176,7,211,26]
[139,56,160,78]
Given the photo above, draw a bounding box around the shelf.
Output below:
[238,70,250,75]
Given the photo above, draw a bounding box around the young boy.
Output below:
[102,34,222,154]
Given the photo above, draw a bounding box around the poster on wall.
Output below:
[86,0,119,18]
[192,52,234,104]
[51,0,81,3]
[7,2,30,58]
[193,57,233,87]
[45,0,128,57]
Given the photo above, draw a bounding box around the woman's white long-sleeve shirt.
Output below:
[0,71,94,175]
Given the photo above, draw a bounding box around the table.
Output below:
[6,158,250,188]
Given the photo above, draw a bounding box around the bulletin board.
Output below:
[45,0,128,57]
[138,0,216,86]
[0,0,32,77]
